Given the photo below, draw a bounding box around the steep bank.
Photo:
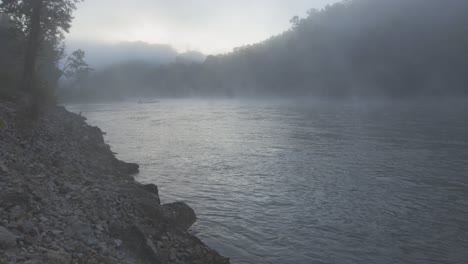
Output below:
[0,100,229,264]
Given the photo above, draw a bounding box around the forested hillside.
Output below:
[67,0,468,100]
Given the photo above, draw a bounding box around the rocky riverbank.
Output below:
[0,100,229,264]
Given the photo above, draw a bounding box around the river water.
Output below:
[67,99,468,264]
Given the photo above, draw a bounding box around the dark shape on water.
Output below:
[138,99,160,104]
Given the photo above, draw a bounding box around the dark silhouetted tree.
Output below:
[0,0,82,96]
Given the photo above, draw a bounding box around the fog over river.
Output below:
[67,99,468,264]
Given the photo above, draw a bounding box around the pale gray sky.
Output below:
[67,0,339,55]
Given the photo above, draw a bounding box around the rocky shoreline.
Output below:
[0,100,229,264]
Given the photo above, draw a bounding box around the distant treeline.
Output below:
[64,0,468,100]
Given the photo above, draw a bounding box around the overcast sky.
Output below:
[67,0,340,55]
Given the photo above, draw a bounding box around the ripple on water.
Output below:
[67,99,468,264]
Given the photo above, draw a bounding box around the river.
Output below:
[67,98,468,264]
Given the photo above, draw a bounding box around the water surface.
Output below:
[67,99,468,264]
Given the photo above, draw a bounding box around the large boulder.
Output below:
[139,183,160,204]
[141,183,159,196]
[136,198,163,221]
[111,224,161,263]
[162,202,196,231]
[118,161,140,175]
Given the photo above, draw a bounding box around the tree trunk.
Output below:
[21,0,43,93]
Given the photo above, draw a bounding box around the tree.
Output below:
[21,0,42,93]
[61,49,93,95]
[0,0,82,94]
[0,0,82,40]
[61,50,91,79]
[289,16,300,29]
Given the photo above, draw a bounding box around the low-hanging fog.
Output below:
[58,0,468,102]
[65,41,206,69]
[2,1,467,264]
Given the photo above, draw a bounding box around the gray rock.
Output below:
[169,247,177,261]
[118,225,160,262]
[162,202,197,231]
[146,238,159,257]
[19,220,38,237]
[59,182,78,194]
[50,230,62,235]
[0,226,17,249]
[42,249,72,264]
[95,223,104,231]
[0,101,230,264]
[64,219,97,246]
[141,183,161,204]
[0,163,8,173]
[114,239,123,247]
[118,161,139,174]
[23,260,42,264]
[9,205,26,220]
[1,192,31,211]
[135,198,162,221]
[85,236,99,246]
[141,183,159,196]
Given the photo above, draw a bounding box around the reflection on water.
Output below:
[67,99,468,264]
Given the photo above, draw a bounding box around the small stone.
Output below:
[6,222,18,229]
[42,235,52,243]
[85,237,98,246]
[9,205,26,220]
[43,249,72,264]
[146,239,159,257]
[51,230,62,235]
[114,239,123,247]
[98,242,109,255]
[156,241,163,248]
[169,248,177,261]
[20,220,38,237]
[0,163,8,173]
[33,173,46,179]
